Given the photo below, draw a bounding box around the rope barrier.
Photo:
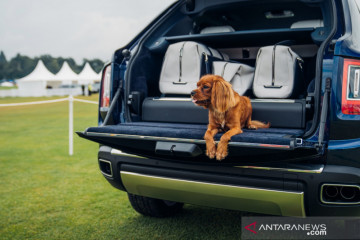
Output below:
[0,95,98,156]
[0,97,98,107]
[0,97,69,107]
[73,98,98,104]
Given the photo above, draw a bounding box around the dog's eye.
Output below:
[203,85,210,90]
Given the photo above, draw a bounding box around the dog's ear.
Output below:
[211,77,236,112]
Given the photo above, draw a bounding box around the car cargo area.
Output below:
[79,0,333,161]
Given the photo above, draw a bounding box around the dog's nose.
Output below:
[191,91,196,96]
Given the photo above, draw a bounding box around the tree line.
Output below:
[0,51,105,80]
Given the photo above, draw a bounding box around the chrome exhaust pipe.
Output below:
[99,159,113,177]
[340,186,356,200]
[321,184,360,205]
[324,185,338,198]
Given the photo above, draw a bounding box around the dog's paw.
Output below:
[206,142,216,159]
[206,148,216,159]
[216,149,228,161]
[248,125,257,130]
[216,142,228,161]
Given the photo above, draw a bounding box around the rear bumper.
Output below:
[98,146,360,216]
[121,169,305,216]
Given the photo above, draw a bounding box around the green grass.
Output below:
[0,86,17,90]
[0,94,253,240]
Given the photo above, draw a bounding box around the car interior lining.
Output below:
[92,0,334,151]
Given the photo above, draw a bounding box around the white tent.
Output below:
[77,62,101,85]
[17,60,56,96]
[15,60,83,97]
[0,81,15,87]
[54,61,79,86]
[97,71,102,81]
[18,60,55,82]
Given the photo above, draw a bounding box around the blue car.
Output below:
[78,0,360,216]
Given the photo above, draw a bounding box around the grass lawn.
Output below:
[0,86,18,90]
[0,94,253,240]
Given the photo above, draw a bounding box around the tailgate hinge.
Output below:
[306,93,315,109]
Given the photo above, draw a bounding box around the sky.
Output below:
[0,0,175,64]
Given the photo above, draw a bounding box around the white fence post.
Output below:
[69,95,74,156]
[0,96,98,156]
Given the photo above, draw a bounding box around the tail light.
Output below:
[100,64,112,109]
[341,58,360,115]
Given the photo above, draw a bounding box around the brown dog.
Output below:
[191,75,270,161]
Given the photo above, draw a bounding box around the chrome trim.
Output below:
[87,132,292,150]
[89,131,205,143]
[152,97,192,101]
[111,149,147,159]
[151,97,297,103]
[320,184,360,205]
[121,171,306,216]
[235,165,324,174]
[98,159,113,178]
[346,65,360,101]
[111,148,323,174]
[251,99,296,103]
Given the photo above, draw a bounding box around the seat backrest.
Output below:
[200,25,235,34]
[290,19,324,29]
[290,19,327,45]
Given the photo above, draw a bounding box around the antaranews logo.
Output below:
[244,222,257,234]
[242,217,360,240]
[245,221,327,236]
